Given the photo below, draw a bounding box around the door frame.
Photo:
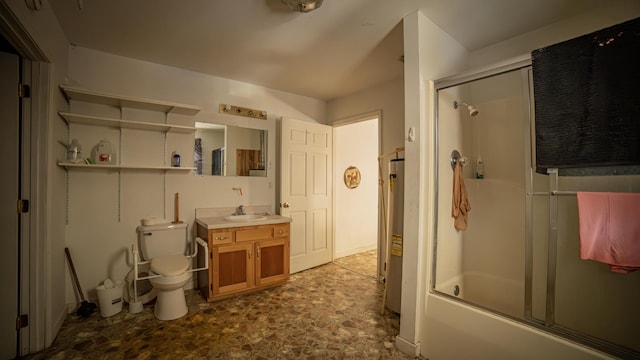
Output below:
[330,110,382,278]
[0,2,50,355]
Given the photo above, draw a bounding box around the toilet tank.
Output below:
[137,223,188,260]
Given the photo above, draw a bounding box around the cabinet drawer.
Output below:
[236,227,272,242]
[273,224,289,238]
[210,231,233,245]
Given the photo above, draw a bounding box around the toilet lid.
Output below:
[150,255,189,276]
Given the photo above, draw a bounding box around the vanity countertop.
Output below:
[196,215,291,230]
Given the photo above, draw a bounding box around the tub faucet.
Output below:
[234,205,246,215]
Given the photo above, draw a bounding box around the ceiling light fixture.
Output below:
[281,0,323,13]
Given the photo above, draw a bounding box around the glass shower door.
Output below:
[433,67,530,320]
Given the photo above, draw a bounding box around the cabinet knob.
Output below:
[215,236,227,240]
[278,230,285,234]
[248,250,252,259]
[257,248,260,258]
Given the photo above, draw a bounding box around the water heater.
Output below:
[386,158,404,313]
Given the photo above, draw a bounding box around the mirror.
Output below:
[194,122,267,177]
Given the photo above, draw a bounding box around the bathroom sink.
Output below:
[224,214,268,222]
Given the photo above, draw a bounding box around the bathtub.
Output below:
[436,271,524,318]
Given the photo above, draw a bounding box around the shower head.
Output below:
[453,101,479,117]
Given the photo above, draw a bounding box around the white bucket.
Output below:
[96,281,124,317]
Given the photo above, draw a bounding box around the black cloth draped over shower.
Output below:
[531,17,640,175]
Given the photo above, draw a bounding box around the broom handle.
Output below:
[65,247,86,301]
[175,193,179,223]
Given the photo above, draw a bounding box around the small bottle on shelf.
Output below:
[476,155,484,179]
[172,151,181,167]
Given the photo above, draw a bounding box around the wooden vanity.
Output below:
[195,216,290,302]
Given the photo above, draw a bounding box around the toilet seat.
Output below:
[150,255,189,276]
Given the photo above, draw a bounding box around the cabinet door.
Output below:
[213,243,254,296]
[255,238,290,287]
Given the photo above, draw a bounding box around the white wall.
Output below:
[401,10,469,355]
[333,118,379,258]
[419,3,640,359]
[63,46,327,306]
[328,77,404,156]
[469,0,640,69]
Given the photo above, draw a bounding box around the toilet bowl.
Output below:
[149,254,192,320]
[132,223,208,321]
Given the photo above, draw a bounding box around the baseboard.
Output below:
[66,302,75,314]
[395,335,420,357]
[49,304,67,347]
[334,244,377,259]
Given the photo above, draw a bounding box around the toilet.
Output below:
[132,223,208,321]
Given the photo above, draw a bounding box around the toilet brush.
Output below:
[65,247,97,317]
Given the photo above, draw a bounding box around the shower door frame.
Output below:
[432,56,640,360]
[431,55,533,319]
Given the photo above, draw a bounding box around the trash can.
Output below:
[96,280,124,317]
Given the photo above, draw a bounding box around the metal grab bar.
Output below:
[132,237,208,282]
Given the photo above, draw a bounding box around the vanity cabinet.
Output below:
[196,222,290,301]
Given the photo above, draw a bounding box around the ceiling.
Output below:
[49,0,614,101]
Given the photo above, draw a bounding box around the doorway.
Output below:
[332,116,380,276]
[0,9,51,352]
[0,42,21,359]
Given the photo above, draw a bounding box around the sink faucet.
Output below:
[234,205,246,215]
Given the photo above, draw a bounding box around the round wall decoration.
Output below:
[343,166,361,189]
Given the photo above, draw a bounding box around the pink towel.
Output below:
[451,161,471,231]
[577,192,640,274]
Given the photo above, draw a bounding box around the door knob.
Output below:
[281,202,290,208]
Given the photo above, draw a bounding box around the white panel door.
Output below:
[281,117,332,273]
[0,51,20,359]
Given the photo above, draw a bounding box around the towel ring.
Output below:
[450,150,468,170]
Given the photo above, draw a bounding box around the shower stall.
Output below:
[433,59,640,358]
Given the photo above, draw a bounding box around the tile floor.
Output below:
[26,250,415,359]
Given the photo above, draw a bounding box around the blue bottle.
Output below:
[172,151,181,167]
